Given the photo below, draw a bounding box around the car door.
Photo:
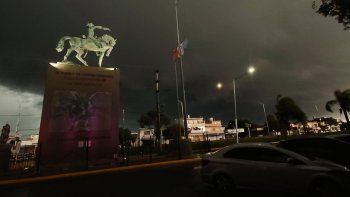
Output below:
[248,147,310,193]
[222,147,268,189]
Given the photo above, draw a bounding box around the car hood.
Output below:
[311,158,349,170]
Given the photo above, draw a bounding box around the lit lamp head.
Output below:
[216,82,223,89]
[248,66,256,75]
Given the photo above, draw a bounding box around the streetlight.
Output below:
[233,66,256,144]
[259,102,270,136]
[216,82,223,89]
[248,66,255,74]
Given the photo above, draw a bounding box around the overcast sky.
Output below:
[0,0,349,136]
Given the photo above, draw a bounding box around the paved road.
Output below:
[1,162,298,197]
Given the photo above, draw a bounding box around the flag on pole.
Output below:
[179,39,188,56]
[172,47,180,61]
[172,39,188,61]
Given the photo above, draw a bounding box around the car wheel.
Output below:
[213,175,235,194]
[308,179,340,197]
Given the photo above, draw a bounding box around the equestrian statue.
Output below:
[55,23,116,67]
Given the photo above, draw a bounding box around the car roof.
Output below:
[232,142,276,148]
[216,142,275,153]
[214,142,277,150]
[214,142,311,162]
[279,135,350,145]
[279,136,334,142]
[327,133,350,138]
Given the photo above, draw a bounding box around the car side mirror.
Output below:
[286,157,301,165]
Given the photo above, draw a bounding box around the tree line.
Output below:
[119,89,350,147]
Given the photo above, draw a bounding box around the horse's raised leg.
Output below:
[83,51,88,58]
[98,52,105,67]
[63,48,73,61]
[75,49,88,66]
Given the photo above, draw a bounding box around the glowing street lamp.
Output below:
[248,66,255,74]
[216,82,223,89]
[233,66,256,144]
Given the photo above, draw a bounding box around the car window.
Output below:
[258,148,291,163]
[224,147,291,163]
[223,148,253,160]
[279,138,350,162]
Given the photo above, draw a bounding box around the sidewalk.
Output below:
[0,157,201,187]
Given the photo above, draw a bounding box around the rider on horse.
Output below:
[85,23,110,48]
[56,22,116,67]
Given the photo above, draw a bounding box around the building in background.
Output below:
[289,117,341,134]
[21,134,39,146]
[131,128,169,147]
[132,128,155,147]
[187,116,225,142]
[204,118,226,141]
[187,117,206,141]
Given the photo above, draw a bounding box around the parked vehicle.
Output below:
[278,136,350,168]
[201,143,350,196]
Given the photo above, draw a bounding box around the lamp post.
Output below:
[259,102,270,136]
[233,66,255,144]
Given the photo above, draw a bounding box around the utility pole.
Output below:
[233,79,239,143]
[122,109,125,129]
[155,70,161,150]
[174,0,188,138]
[247,124,251,138]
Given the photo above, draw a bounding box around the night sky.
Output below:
[0,0,349,136]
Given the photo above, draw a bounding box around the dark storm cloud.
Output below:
[1,0,350,129]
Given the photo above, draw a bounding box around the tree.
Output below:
[313,0,350,29]
[226,119,253,130]
[138,109,171,147]
[275,95,307,135]
[118,128,136,161]
[266,114,280,133]
[0,124,10,144]
[163,123,184,140]
[138,110,171,128]
[119,128,133,148]
[325,89,350,130]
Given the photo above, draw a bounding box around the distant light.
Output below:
[248,66,255,74]
[216,82,223,89]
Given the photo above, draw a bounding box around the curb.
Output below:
[0,158,201,187]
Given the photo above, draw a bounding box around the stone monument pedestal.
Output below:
[39,62,120,170]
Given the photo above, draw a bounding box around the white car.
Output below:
[201,143,350,196]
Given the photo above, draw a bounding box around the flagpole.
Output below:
[174,62,181,128]
[175,0,189,138]
[16,104,21,134]
[174,61,182,159]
